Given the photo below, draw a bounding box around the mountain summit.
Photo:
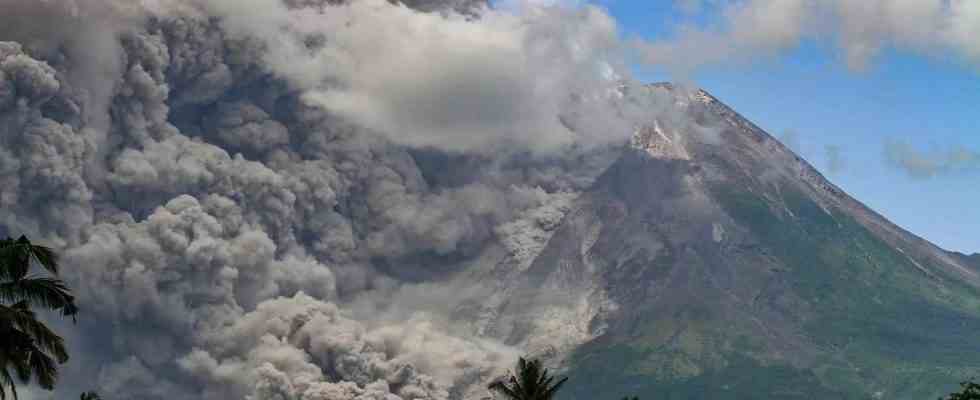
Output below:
[485,83,980,400]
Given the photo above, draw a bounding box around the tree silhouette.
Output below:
[0,236,78,400]
[488,357,568,400]
[80,391,102,400]
[940,380,980,400]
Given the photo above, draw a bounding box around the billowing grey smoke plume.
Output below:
[884,140,980,179]
[168,0,637,153]
[0,0,683,399]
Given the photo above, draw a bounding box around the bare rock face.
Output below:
[484,84,980,400]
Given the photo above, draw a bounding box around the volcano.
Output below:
[478,83,980,400]
[6,2,980,399]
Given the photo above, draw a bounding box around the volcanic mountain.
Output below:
[474,83,980,400]
[8,2,980,399]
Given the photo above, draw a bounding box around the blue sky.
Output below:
[583,0,980,254]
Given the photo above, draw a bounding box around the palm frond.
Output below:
[488,380,521,400]
[512,375,529,399]
[0,304,69,363]
[489,357,568,400]
[11,353,30,384]
[0,238,29,282]
[540,376,567,400]
[80,391,102,400]
[0,366,19,400]
[26,347,58,390]
[0,237,60,282]
[0,235,71,399]
[517,358,538,398]
[0,277,77,314]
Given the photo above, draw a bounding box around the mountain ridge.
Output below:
[650,82,978,285]
[480,83,980,400]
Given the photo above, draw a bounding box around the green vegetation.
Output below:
[488,357,644,400]
[565,346,844,400]
[560,181,980,400]
[489,357,569,400]
[80,391,102,400]
[710,183,980,397]
[708,183,980,396]
[0,236,78,400]
[499,353,978,400]
[941,380,980,400]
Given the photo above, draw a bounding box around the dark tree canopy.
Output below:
[0,236,78,400]
[941,380,980,400]
[80,391,102,400]
[488,357,568,400]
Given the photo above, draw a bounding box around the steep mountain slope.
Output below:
[495,84,980,400]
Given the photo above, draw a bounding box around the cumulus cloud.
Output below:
[884,139,980,179]
[638,0,808,73]
[641,0,980,72]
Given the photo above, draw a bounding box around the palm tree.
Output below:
[0,236,78,400]
[941,380,980,400]
[80,391,102,400]
[488,357,568,400]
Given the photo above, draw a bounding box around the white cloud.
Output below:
[641,0,980,73]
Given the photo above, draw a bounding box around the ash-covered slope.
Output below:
[497,84,980,400]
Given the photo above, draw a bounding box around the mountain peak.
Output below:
[489,84,980,400]
[640,83,978,284]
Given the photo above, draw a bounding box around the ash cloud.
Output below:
[158,0,636,154]
[0,0,674,399]
[884,139,980,179]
